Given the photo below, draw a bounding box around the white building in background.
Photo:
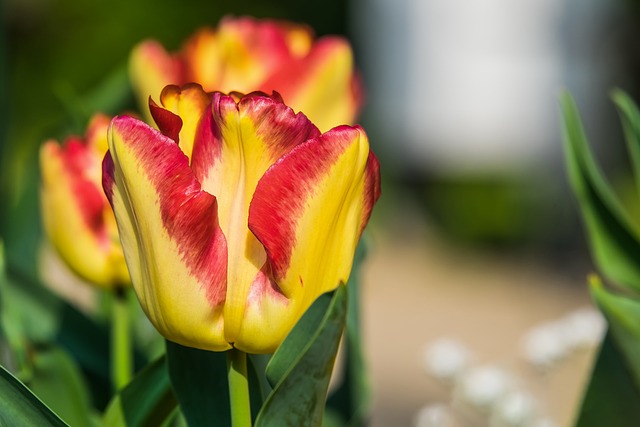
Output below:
[352,0,618,174]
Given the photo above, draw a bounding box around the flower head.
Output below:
[40,114,129,288]
[130,16,362,132]
[103,85,380,353]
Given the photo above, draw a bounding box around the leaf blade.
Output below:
[0,364,68,427]
[561,91,640,292]
[256,285,347,427]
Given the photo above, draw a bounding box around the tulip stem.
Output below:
[227,348,252,427]
[112,287,132,390]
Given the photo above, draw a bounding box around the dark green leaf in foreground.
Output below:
[326,241,371,427]
[575,329,640,427]
[28,346,95,426]
[103,355,177,427]
[256,285,347,427]
[0,364,68,427]
[561,92,640,292]
[166,340,231,427]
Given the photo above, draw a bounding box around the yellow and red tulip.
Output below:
[103,84,380,353]
[129,16,362,132]
[40,114,129,289]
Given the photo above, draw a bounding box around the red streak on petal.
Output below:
[237,92,320,158]
[361,151,382,236]
[110,117,227,306]
[59,139,109,243]
[190,94,223,183]
[249,125,362,280]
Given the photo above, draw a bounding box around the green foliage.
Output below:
[166,341,232,426]
[574,330,640,426]
[0,364,68,426]
[256,285,347,427]
[28,346,97,426]
[103,356,177,427]
[562,90,640,425]
[561,91,640,293]
[325,242,371,427]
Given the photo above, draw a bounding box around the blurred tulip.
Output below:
[130,16,362,132]
[40,114,129,289]
[103,84,380,353]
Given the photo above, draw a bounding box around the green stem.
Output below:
[227,348,252,427]
[111,288,132,390]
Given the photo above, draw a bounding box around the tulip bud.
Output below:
[40,114,129,289]
[129,16,362,132]
[103,85,380,353]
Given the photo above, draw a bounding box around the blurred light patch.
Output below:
[353,0,615,174]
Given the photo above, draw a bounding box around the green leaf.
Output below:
[0,363,68,426]
[612,89,640,197]
[256,285,347,427]
[326,242,371,427]
[28,346,96,426]
[165,340,231,427]
[560,91,640,292]
[246,353,272,420]
[264,292,334,387]
[103,355,177,427]
[589,276,640,389]
[575,330,640,426]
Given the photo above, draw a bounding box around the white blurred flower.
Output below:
[456,365,512,409]
[530,418,558,427]
[521,322,568,368]
[559,307,605,350]
[490,390,537,427]
[423,338,472,381]
[414,404,453,427]
[521,307,606,368]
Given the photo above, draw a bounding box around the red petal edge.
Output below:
[248,125,376,280]
[104,116,228,306]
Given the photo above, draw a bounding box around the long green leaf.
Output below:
[103,355,177,427]
[612,89,640,196]
[0,364,68,426]
[28,346,95,426]
[265,292,334,387]
[165,340,231,427]
[326,242,371,427]
[246,353,272,420]
[561,91,640,292]
[589,276,640,389]
[575,330,640,426]
[256,285,347,427]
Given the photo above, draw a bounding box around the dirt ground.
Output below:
[361,212,597,427]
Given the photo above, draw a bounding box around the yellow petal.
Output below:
[104,116,230,351]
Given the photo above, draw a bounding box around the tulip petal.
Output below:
[40,137,128,288]
[103,116,230,351]
[260,37,362,132]
[244,125,380,351]
[189,92,320,347]
[156,84,211,160]
[149,98,182,144]
[129,40,184,122]
[184,18,298,94]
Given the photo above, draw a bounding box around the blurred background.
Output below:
[3,0,640,425]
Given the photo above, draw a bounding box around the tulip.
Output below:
[103,84,380,353]
[129,15,362,132]
[40,114,129,289]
